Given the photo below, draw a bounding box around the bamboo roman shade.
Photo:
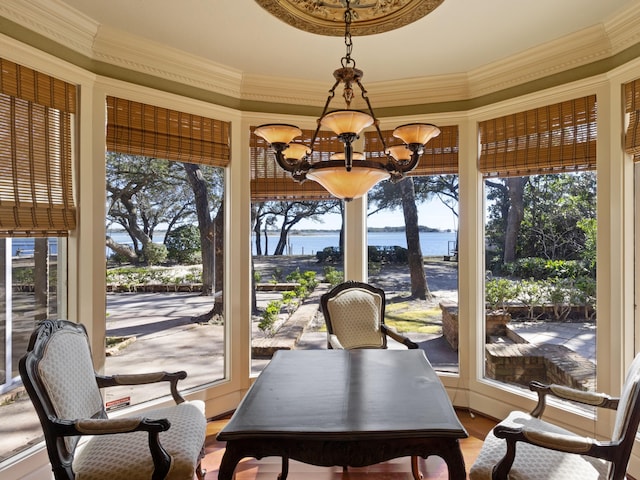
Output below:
[624,79,640,161]
[106,97,230,167]
[479,95,597,177]
[0,58,77,237]
[364,125,459,175]
[251,127,339,201]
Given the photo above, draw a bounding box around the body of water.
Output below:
[86,230,456,258]
[8,238,58,257]
[252,230,457,257]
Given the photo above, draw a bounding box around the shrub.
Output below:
[285,268,318,298]
[165,225,201,264]
[142,242,168,266]
[517,279,545,320]
[485,278,519,312]
[505,257,590,280]
[323,266,343,286]
[259,300,282,335]
[316,246,342,263]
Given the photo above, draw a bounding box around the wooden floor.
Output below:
[202,409,495,480]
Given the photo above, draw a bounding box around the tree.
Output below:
[503,177,527,264]
[368,178,428,299]
[106,153,194,264]
[183,162,224,299]
[254,200,340,255]
[399,178,431,299]
[485,172,597,269]
[368,175,461,299]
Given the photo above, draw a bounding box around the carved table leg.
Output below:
[277,456,289,480]
[440,440,466,480]
[218,443,244,480]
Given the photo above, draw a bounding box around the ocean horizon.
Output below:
[252,230,457,256]
[7,229,457,258]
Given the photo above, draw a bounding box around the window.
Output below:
[104,97,229,407]
[0,58,74,461]
[479,96,597,392]
[249,127,343,373]
[365,127,460,372]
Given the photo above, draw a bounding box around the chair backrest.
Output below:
[321,281,387,349]
[19,320,106,477]
[604,353,640,478]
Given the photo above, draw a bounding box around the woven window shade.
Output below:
[364,125,459,175]
[479,95,597,178]
[106,97,230,167]
[250,126,340,201]
[624,79,640,161]
[0,58,76,237]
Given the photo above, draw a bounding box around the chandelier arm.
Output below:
[308,78,341,153]
[274,149,308,174]
[356,79,388,152]
[387,150,422,175]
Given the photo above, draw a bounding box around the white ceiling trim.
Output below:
[0,0,98,58]
[92,25,243,100]
[2,0,640,109]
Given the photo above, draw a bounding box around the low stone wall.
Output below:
[485,342,595,391]
[440,302,511,350]
[439,301,595,391]
[440,301,459,350]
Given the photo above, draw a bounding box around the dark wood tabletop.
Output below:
[218,349,467,479]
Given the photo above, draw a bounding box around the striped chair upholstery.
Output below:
[470,353,640,480]
[19,319,207,480]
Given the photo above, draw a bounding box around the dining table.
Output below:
[217,348,468,479]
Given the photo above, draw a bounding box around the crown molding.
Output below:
[467,25,613,99]
[2,0,640,112]
[0,0,98,58]
[606,0,640,55]
[92,25,243,100]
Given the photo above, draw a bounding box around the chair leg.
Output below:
[196,444,206,480]
[196,461,206,480]
[411,455,423,480]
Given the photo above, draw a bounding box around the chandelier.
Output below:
[254,0,440,201]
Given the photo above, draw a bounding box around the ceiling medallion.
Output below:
[255,0,445,36]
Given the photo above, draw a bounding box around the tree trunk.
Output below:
[253,217,262,256]
[183,163,214,295]
[105,237,138,263]
[33,238,49,321]
[399,178,431,300]
[503,177,526,264]
[274,225,289,255]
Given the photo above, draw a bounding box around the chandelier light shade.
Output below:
[393,123,441,145]
[253,0,440,201]
[320,109,374,136]
[306,162,391,201]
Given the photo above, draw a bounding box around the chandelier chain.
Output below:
[342,0,355,68]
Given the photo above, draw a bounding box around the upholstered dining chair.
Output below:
[320,280,419,350]
[469,353,640,480]
[19,319,207,480]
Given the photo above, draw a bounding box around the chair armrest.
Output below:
[492,424,614,479]
[329,334,344,349]
[381,324,419,349]
[50,416,170,437]
[529,380,618,417]
[97,371,188,404]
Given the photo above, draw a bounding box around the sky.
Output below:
[294,198,458,231]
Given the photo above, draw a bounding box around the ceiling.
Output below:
[57,0,637,85]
